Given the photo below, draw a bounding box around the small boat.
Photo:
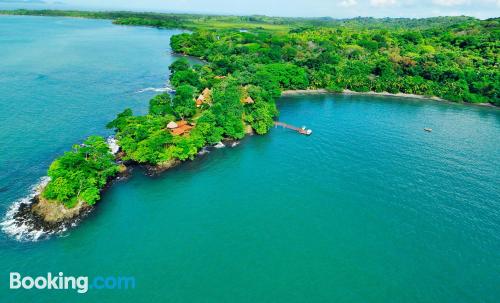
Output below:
[424,128,432,132]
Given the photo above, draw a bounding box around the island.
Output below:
[3,9,498,234]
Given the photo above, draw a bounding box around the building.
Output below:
[243,96,254,104]
[168,120,194,136]
[196,88,212,107]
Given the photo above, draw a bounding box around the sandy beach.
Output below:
[281,89,497,108]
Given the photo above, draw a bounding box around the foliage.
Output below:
[42,136,119,207]
[107,110,174,164]
[149,93,174,116]
[172,85,197,119]
[210,81,246,139]
[18,10,498,208]
[170,19,499,105]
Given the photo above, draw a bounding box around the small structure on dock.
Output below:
[274,121,312,136]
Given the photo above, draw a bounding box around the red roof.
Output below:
[170,120,194,136]
[176,120,188,127]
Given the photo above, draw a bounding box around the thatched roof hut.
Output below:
[196,94,205,107]
[195,88,212,107]
[202,88,211,96]
[167,121,178,129]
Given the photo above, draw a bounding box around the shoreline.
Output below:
[2,138,242,241]
[281,89,498,108]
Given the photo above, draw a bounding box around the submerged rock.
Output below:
[214,142,225,148]
[198,146,210,155]
[143,158,180,175]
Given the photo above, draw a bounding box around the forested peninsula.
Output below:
[2,9,498,231]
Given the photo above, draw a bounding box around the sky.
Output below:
[1,0,499,19]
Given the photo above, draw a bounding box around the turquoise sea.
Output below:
[1,15,499,303]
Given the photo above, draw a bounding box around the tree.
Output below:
[169,58,190,74]
[42,136,118,207]
[211,81,245,139]
[170,69,201,89]
[196,111,224,144]
[172,85,196,119]
[149,93,174,116]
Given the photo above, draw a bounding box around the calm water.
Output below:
[1,16,500,303]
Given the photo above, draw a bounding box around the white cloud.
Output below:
[431,0,469,6]
[370,0,398,7]
[431,0,500,8]
[339,0,358,7]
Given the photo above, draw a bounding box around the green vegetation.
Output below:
[0,9,294,32]
[106,58,267,165]
[170,19,499,104]
[12,9,497,209]
[2,11,497,104]
[42,136,119,208]
[106,109,174,164]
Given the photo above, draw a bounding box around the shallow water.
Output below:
[1,16,500,303]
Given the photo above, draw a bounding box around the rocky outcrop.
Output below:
[143,158,181,175]
[9,194,94,239]
[31,196,91,224]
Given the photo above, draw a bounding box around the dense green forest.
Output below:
[4,9,497,208]
[169,19,499,103]
[2,9,498,103]
[41,136,119,208]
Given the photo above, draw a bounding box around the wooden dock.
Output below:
[274,121,312,135]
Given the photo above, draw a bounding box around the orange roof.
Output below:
[195,89,212,107]
[196,94,204,107]
[176,120,188,127]
[202,88,211,96]
[243,96,254,104]
[171,124,193,136]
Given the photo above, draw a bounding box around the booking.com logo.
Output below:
[9,272,136,294]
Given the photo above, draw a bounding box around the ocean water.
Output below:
[0,15,185,214]
[1,16,500,303]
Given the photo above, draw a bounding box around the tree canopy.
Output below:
[42,136,119,208]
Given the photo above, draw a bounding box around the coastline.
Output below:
[281,89,498,108]
[2,13,496,242]
[2,137,243,240]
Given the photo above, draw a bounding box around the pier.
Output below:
[274,121,312,135]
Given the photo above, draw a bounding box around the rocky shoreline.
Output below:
[2,165,130,240]
[13,196,94,237]
[3,138,242,241]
